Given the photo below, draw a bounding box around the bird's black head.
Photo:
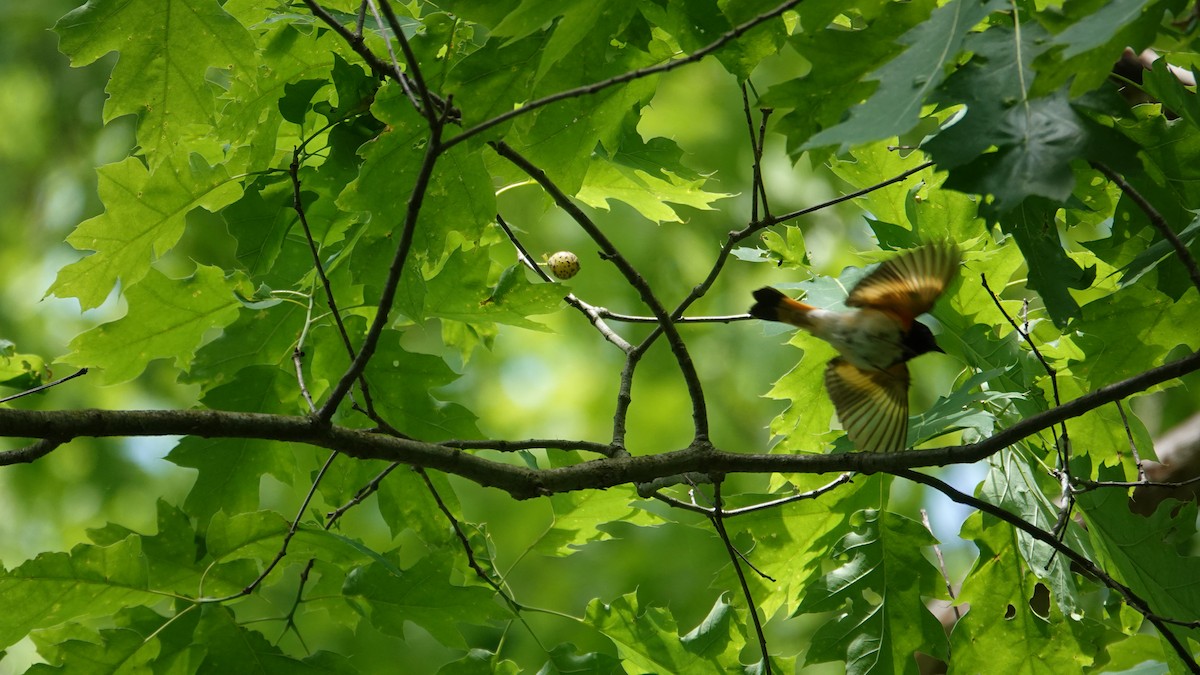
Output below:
[902,321,944,360]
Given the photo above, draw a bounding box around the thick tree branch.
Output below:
[4,346,1197,495]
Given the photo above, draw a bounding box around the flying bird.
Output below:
[749,243,960,452]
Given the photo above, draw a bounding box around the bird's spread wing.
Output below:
[845,243,960,327]
[824,359,910,452]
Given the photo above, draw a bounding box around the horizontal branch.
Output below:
[2,348,1196,498]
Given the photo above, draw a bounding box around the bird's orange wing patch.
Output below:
[845,243,960,327]
[824,359,910,452]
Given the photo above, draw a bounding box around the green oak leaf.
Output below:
[49,156,243,309]
[907,369,1022,446]
[978,450,1091,614]
[1070,285,1200,388]
[420,247,564,331]
[342,557,510,648]
[219,26,348,174]
[62,265,246,384]
[538,643,623,673]
[925,21,1138,212]
[715,478,866,619]
[185,297,307,389]
[195,605,355,674]
[585,592,747,673]
[1077,477,1200,656]
[55,0,257,167]
[805,0,1004,150]
[999,198,1096,326]
[1112,216,1200,291]
[528,486,658,557]
[443,32,547,132]
[794,509,949,674]
[765,0,936,158]
[167,366,300,522]
[577,157,733,224]
[507,5,656,195]
[84,500,235,598]
[376,466,461,546]
[0,536,153,650]
[337,82,496,268]
[0,340,50,390]
[310,322,479,441]
[437,651,522,675]
[951,510,1104,672]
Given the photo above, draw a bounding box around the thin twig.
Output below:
[1092,161,1200,294]
[203,451,341,602]
[416,468,523,613]
[354,0,367,37]
[980,274,1065,457]
[744,161,935,237]
[365,0,422,114]
[920,509,961,621]
[293,294,317,412]
[491,140,710,441]
[1115,401,1146,483]
[442,437,618,457]
[1072,474,1200,490]
[650,472,854,517]
[981,273,1074,541]
[0,367,88,404]
[326,461,401,528]
[710,481,773,673]
[273,558,316,652]
[493,214,633,352]
[611,352,643,450]
[592,309,752,324]
[444,0,804,150]
[740,82,772,222]
[317,123,443,422]
[374,0,437,122]
[290,146,376,417]
[0,439,63,466]
[300,0,454,119]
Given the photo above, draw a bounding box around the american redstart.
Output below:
[749,242,960,452]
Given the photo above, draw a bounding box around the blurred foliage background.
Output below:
[6,1,1200,672]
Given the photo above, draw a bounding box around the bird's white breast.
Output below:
[805,308,905,371]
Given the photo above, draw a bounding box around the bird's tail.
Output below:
[749,287,816,329]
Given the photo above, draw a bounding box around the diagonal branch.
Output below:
[316,126,442,422]
[1092,161,1200,294]
[300,0,455,120]
[443,0,805,150]
[491,140,710,441]
[493,214,633,352]
[898,468,1200,670]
